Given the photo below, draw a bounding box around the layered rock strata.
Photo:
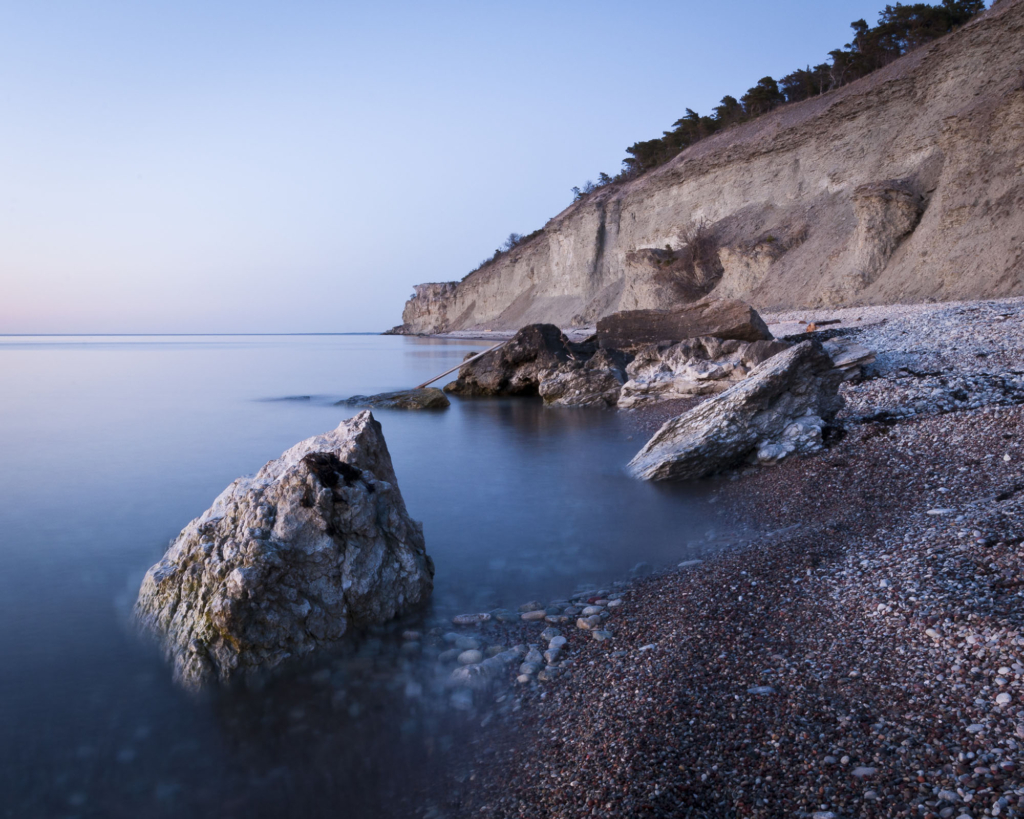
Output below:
[135,411,434,687]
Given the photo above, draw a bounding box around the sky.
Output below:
[1,0,903,333]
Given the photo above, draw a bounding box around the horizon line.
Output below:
[0,332,386,337]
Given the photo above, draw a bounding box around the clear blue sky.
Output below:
[1,0,904,333]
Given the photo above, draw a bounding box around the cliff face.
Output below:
[394,0,1024,334]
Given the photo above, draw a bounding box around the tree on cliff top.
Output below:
[593,0,988,181]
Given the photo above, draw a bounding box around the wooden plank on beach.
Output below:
[415,341,507,389]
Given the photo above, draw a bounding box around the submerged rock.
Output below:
[597,298,773,350]
[134,411,434,687]
[340,388,450,410]
[618,336,791,406]
[444,323,629,406]
[628,341,844,481]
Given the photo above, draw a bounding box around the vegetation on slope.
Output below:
[575,0,986,194]
[469,1,987,279]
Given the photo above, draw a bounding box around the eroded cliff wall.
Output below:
[395,0,1024,334]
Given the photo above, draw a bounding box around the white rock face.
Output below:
[618,337,790,407]
[393,3,1024,333]
[134,411,434,688]
[628,341,844,481]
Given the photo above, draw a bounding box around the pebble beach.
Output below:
[424,297,1024,819]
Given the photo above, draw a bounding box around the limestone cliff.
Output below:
[393,0,1024,334]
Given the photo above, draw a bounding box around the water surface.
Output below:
[0,334,726,818]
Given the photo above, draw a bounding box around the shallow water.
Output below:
[0,334,729,818]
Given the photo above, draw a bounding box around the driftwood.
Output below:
[415,342,507,389]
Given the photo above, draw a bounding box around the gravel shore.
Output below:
[432,298,1024,819]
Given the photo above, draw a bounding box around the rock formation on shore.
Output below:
[444,323,630,407]
[628,341,845,480]
[134,411,434,687]
[618,336,792,407]
[391,0,1024,334]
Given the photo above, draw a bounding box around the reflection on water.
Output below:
[0,334,734,818]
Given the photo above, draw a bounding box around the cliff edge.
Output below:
[394,0,1024,334]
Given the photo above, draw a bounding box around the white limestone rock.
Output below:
[134,411,434,688]
[628,341,844,481]
[618,336,790,407]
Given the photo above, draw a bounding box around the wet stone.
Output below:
[452,613,490,626]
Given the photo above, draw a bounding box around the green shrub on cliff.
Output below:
[577,0,986,185]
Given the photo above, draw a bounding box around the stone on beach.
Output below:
[339,388,450,410]
[134,411,434,687]
[452,612,491,626]
[628,340,844,481]
[822,336,876,379]
[596,298,773,350]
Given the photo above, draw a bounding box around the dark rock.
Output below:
[597,298,773,350]
[340,388,450,410]
[444,324,631,406]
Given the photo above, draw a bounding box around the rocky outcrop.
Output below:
[393,1,1024,333]
[444,324,630,407]
[627,341,844,481]
[538,349,628,408]
[596,298,772,350]
[618,337,791,407]
[822,337,877,380]
[341,388,450,410]
[134,412,434,688]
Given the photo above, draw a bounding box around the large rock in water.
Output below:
[627,341,844,481]
[597,298,772,350]
[444,323,630,406]
[618,336,791,407]
[134,411,434,687]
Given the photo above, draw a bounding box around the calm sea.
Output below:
[0,334,725,818]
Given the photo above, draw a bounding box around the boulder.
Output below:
[597,298,772,350]
[444,323,629,406]
[340,388,450,410]
[627,341,844,481]
[618,336,791,407]
[134,411,434,687]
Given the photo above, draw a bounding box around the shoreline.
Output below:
[425,296,1024,818]
[387,296,1024,346]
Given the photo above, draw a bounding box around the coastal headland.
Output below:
[390,0,1023,337]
